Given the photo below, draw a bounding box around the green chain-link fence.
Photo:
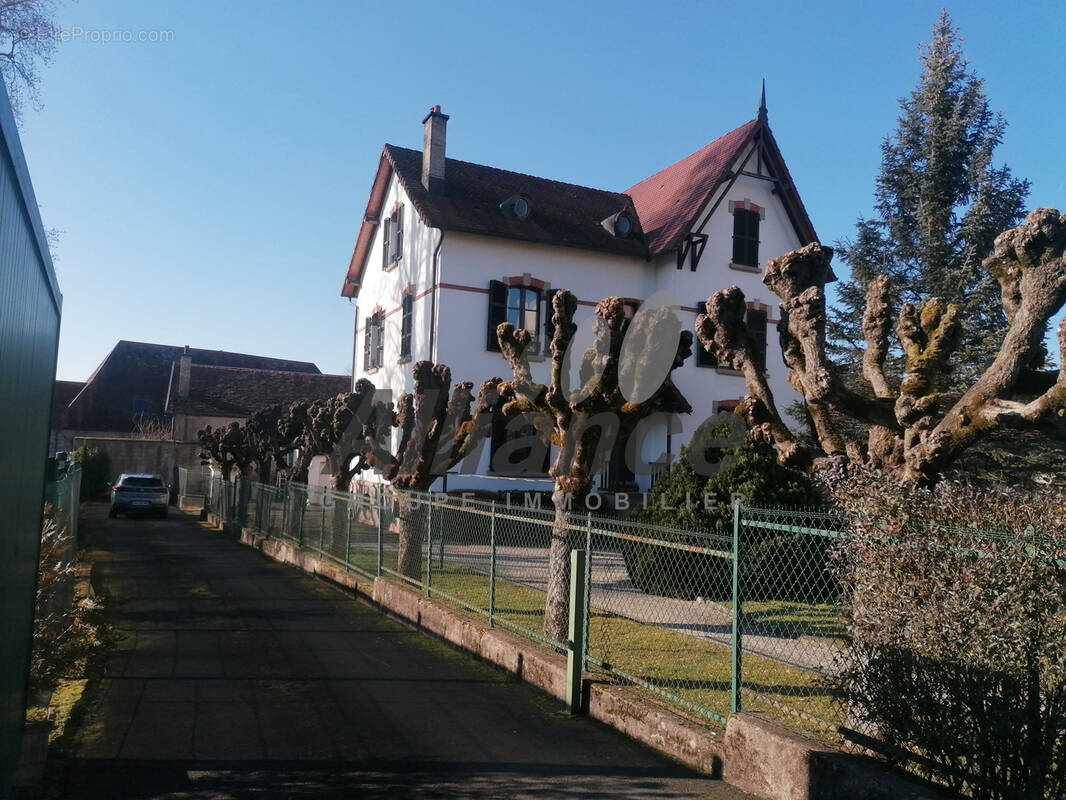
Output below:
[179,469,1065,795]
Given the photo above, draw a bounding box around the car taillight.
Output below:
[156,487,168,494]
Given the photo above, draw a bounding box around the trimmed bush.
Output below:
[624,438,823,601]
[826,472,1066,800]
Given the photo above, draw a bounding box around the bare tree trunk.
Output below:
[395,493,424,581]
[543,489,583,644]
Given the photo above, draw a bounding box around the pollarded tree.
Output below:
[698,208,1066,484]
[197,421,256,482]
[373,361,501,579]
[830,12,1030,387]
[242,405,291,484]
[322,380,396,491]
[496,291,692,643]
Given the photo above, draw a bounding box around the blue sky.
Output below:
[21,0,1066,381]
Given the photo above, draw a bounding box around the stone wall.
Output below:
[73,436,202,487]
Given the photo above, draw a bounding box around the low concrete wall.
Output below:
[724,713,946,800]
[228,520,942,800]
[73,436,200,488]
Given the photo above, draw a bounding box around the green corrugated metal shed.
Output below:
[0,72,63,798]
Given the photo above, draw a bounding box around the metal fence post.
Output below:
[319,501,325,555]
[489,501,497,626]
[584,511,592,672]
[425,494,433,597]
[376,488,384,576]
[566,548,589,714]
[344,494,353,571]
[731,499,743,714]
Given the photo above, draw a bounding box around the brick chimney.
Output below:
[421,105,449,194]
[177,345,192,397]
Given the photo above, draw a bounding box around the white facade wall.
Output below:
[352,141,804,493]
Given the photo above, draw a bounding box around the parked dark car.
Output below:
[109,473,169,518]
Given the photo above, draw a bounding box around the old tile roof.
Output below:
[385,145,647,257]
[171,365,352,417]
[342,115,818,297]
[59,341,328,433]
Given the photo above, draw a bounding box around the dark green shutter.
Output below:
[487,280,508,351]
[363,316,372,370]
[382,218,391,268]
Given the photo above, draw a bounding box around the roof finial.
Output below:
[757,79,767,123]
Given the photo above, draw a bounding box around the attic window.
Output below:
[729,201,764,269]
[601,211,636,238]
[500,195,532,221]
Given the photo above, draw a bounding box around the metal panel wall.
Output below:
[0,74,62,798]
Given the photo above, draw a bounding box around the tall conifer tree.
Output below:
[830,11,1030,387]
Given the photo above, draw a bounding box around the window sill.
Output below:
[397,356,411,365]
[383,260,401,272]
[728,262,762,273]
[714,367,744,377]
[365,367,380,375]
[526,353,547,363]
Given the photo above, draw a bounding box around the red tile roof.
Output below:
[625,120,757,254]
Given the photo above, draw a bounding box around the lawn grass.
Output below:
[426,564,842,734]
[736,600,848,642]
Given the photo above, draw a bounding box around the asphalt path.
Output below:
[48,505,749,799]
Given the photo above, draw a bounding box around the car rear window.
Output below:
[119,477,164,488]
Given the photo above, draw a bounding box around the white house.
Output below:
[340,93,817,495]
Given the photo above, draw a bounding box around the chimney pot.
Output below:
[421,105,449,195]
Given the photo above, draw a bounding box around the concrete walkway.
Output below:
[48,505,749,799]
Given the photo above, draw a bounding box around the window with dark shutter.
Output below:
[382,208,403,269]
[363,314,373,370]
[364,311,385,370]
[374,311,384,367]
[732,208,760,267]
[400,292,413,359]
[392,208,403,262]
[487,280,508,351]
[695,301,718,368]
[381,217,391,268]
[746,308,768,370]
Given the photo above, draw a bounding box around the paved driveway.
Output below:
[50,505,748,799]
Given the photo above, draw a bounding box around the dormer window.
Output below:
[382,206,403,268]
[500,195,532,221]
[601,210,636,238]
